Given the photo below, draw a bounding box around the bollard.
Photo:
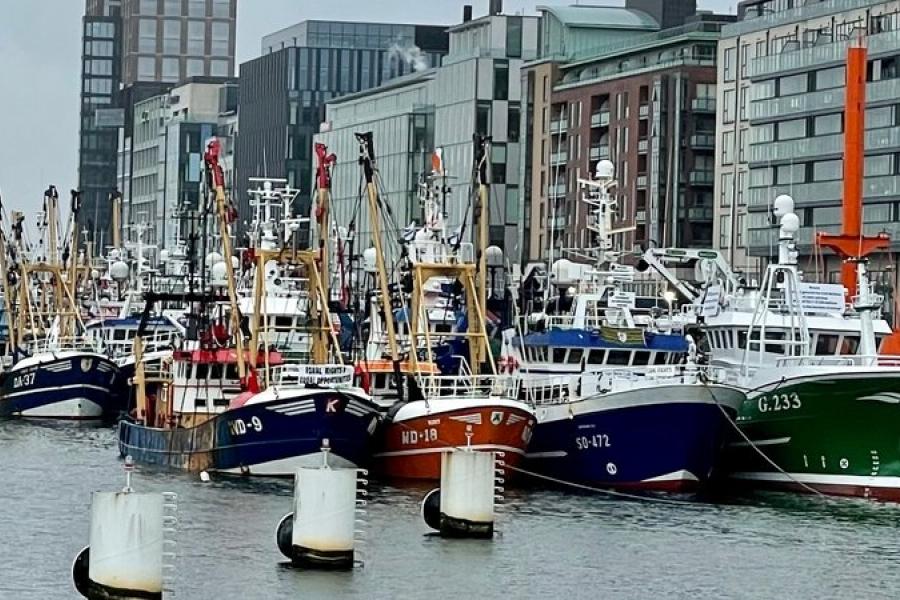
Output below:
[422,450,498,538]
[276,443,363,570]
[73,456,175,599]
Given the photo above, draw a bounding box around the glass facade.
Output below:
[236,21,451,246]
[79,14,123,242]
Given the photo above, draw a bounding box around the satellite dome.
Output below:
[110,261,129,282]
[595,159,614,181]
[205,252,223,268]
[210,261,228,285]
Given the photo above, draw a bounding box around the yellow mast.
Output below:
[204,139,247,384]
[356,132,404,399]
[471,135,491,375]
[314,143,337,361]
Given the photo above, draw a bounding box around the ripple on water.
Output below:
[2,422,900,599]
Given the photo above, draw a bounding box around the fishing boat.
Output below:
[505,161,744,491]
[118,140,380,474]
[679,43,900,500]
[355,133,535,480]
[0,188,124,420]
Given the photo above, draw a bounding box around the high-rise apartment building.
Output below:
[77,0,236,245]
[523,3,730,263]
[715,0,900,290]
[235,20,450,245]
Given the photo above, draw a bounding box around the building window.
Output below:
[187,21,205,55]
[865,155,892,177]
[719,215,731,249]
[139,19,157,53]
[740,43,750,78]
[188,0,206,16]
[91,59,112,75]
[738,128,747,163]
[723,47,735,82]
[775,164,805,185]
[778,73,808,96]
[164,0,182,16]
[720,172,733,207]
[737,171,746,206]
[814,113,842,136]
[750,166,772,187]
[494,62,509,101]
[91,22,115,38]
[754,79,776,100]
[506,16,523,59]
[138,56,156,79]
[90,40,114,56]
[140,0,157,14]
[508,106,520,142]
[212,0,230,17]
[814,159,843,181]
[476,101,491,136]
[723,89,735,123]
[162,57,179,81]
[867,106,892,130]
[739,86,748,120]
[210,59,229,76]
[722,131,734,165]
[163,20,181,54]
[89,78,112,94]
[211,22,230,56]
[735,213,745,247]
[815,66,845,91]
[776,118,806,141]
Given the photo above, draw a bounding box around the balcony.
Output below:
[546,214,568,230]
[550,150,568,166]
[691,97,716,113]
[689,170,714,186]
[688,207,713,221]
[689,134,715,150]
[636,174,648,188]
[749,28,900,80]
[549,183,567,198]
[589,145,610,160]
[549,118,568,134]
[590,111,610,128]
[751,78,900,123]
[638,104,649,119]
[748,126,900,165]
[747,175,900,208]
[638,139,649,153]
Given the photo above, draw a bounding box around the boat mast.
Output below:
[355,132,404,400]
[315,143,336,303]
[203,139,247,386]
[471,135,490,374]
[0,194,16,353]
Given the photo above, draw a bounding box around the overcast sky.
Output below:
[0,0,735,215]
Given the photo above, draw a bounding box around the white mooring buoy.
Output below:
[422,449,504,538]
[73,456,177,599]
[276,441,366,569]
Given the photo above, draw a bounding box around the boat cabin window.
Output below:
[114,329,127,341]
[653,351,668,365]
[876,335,886,351]
[764,330,785,354]
[737,331,748,349]
[196,397,207,407]
[588,349,606,365]
[225,364,239,380]
[632,351,650,366]
[839,335,859,355]
[213,397,229,407]
[607,350,630,366]
[567,349,583,364]
[434,323,453,334]
[552,348,567,363]
[195,364,209,379]
[210,364,224,380]
[275,316,293,328]
[373,373,387,390]
[815,334,839,356]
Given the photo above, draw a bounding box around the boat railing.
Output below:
[21,335,101,355]
[417,374,520,400]
[775,354,900,368]
[410,240,475,265]
[544,314,607,330]
[519,375,576,406]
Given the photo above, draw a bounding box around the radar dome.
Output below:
[210,261,228,285]
[773,194,795,218]
[363,247,377,274]
[205,251,223,269]
[595,159,614,181]
[110,261,129,282]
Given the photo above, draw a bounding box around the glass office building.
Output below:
[235,20,450,245]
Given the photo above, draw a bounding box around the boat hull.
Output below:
[727,370,900,501]
[374,399,535,480]
[118,390,380,474]
[0,354,123,420]
[526,384,744,492]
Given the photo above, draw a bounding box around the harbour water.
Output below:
[3,421,900,600]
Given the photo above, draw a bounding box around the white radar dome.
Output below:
[595,159,614,181]
[109,261,130,282]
